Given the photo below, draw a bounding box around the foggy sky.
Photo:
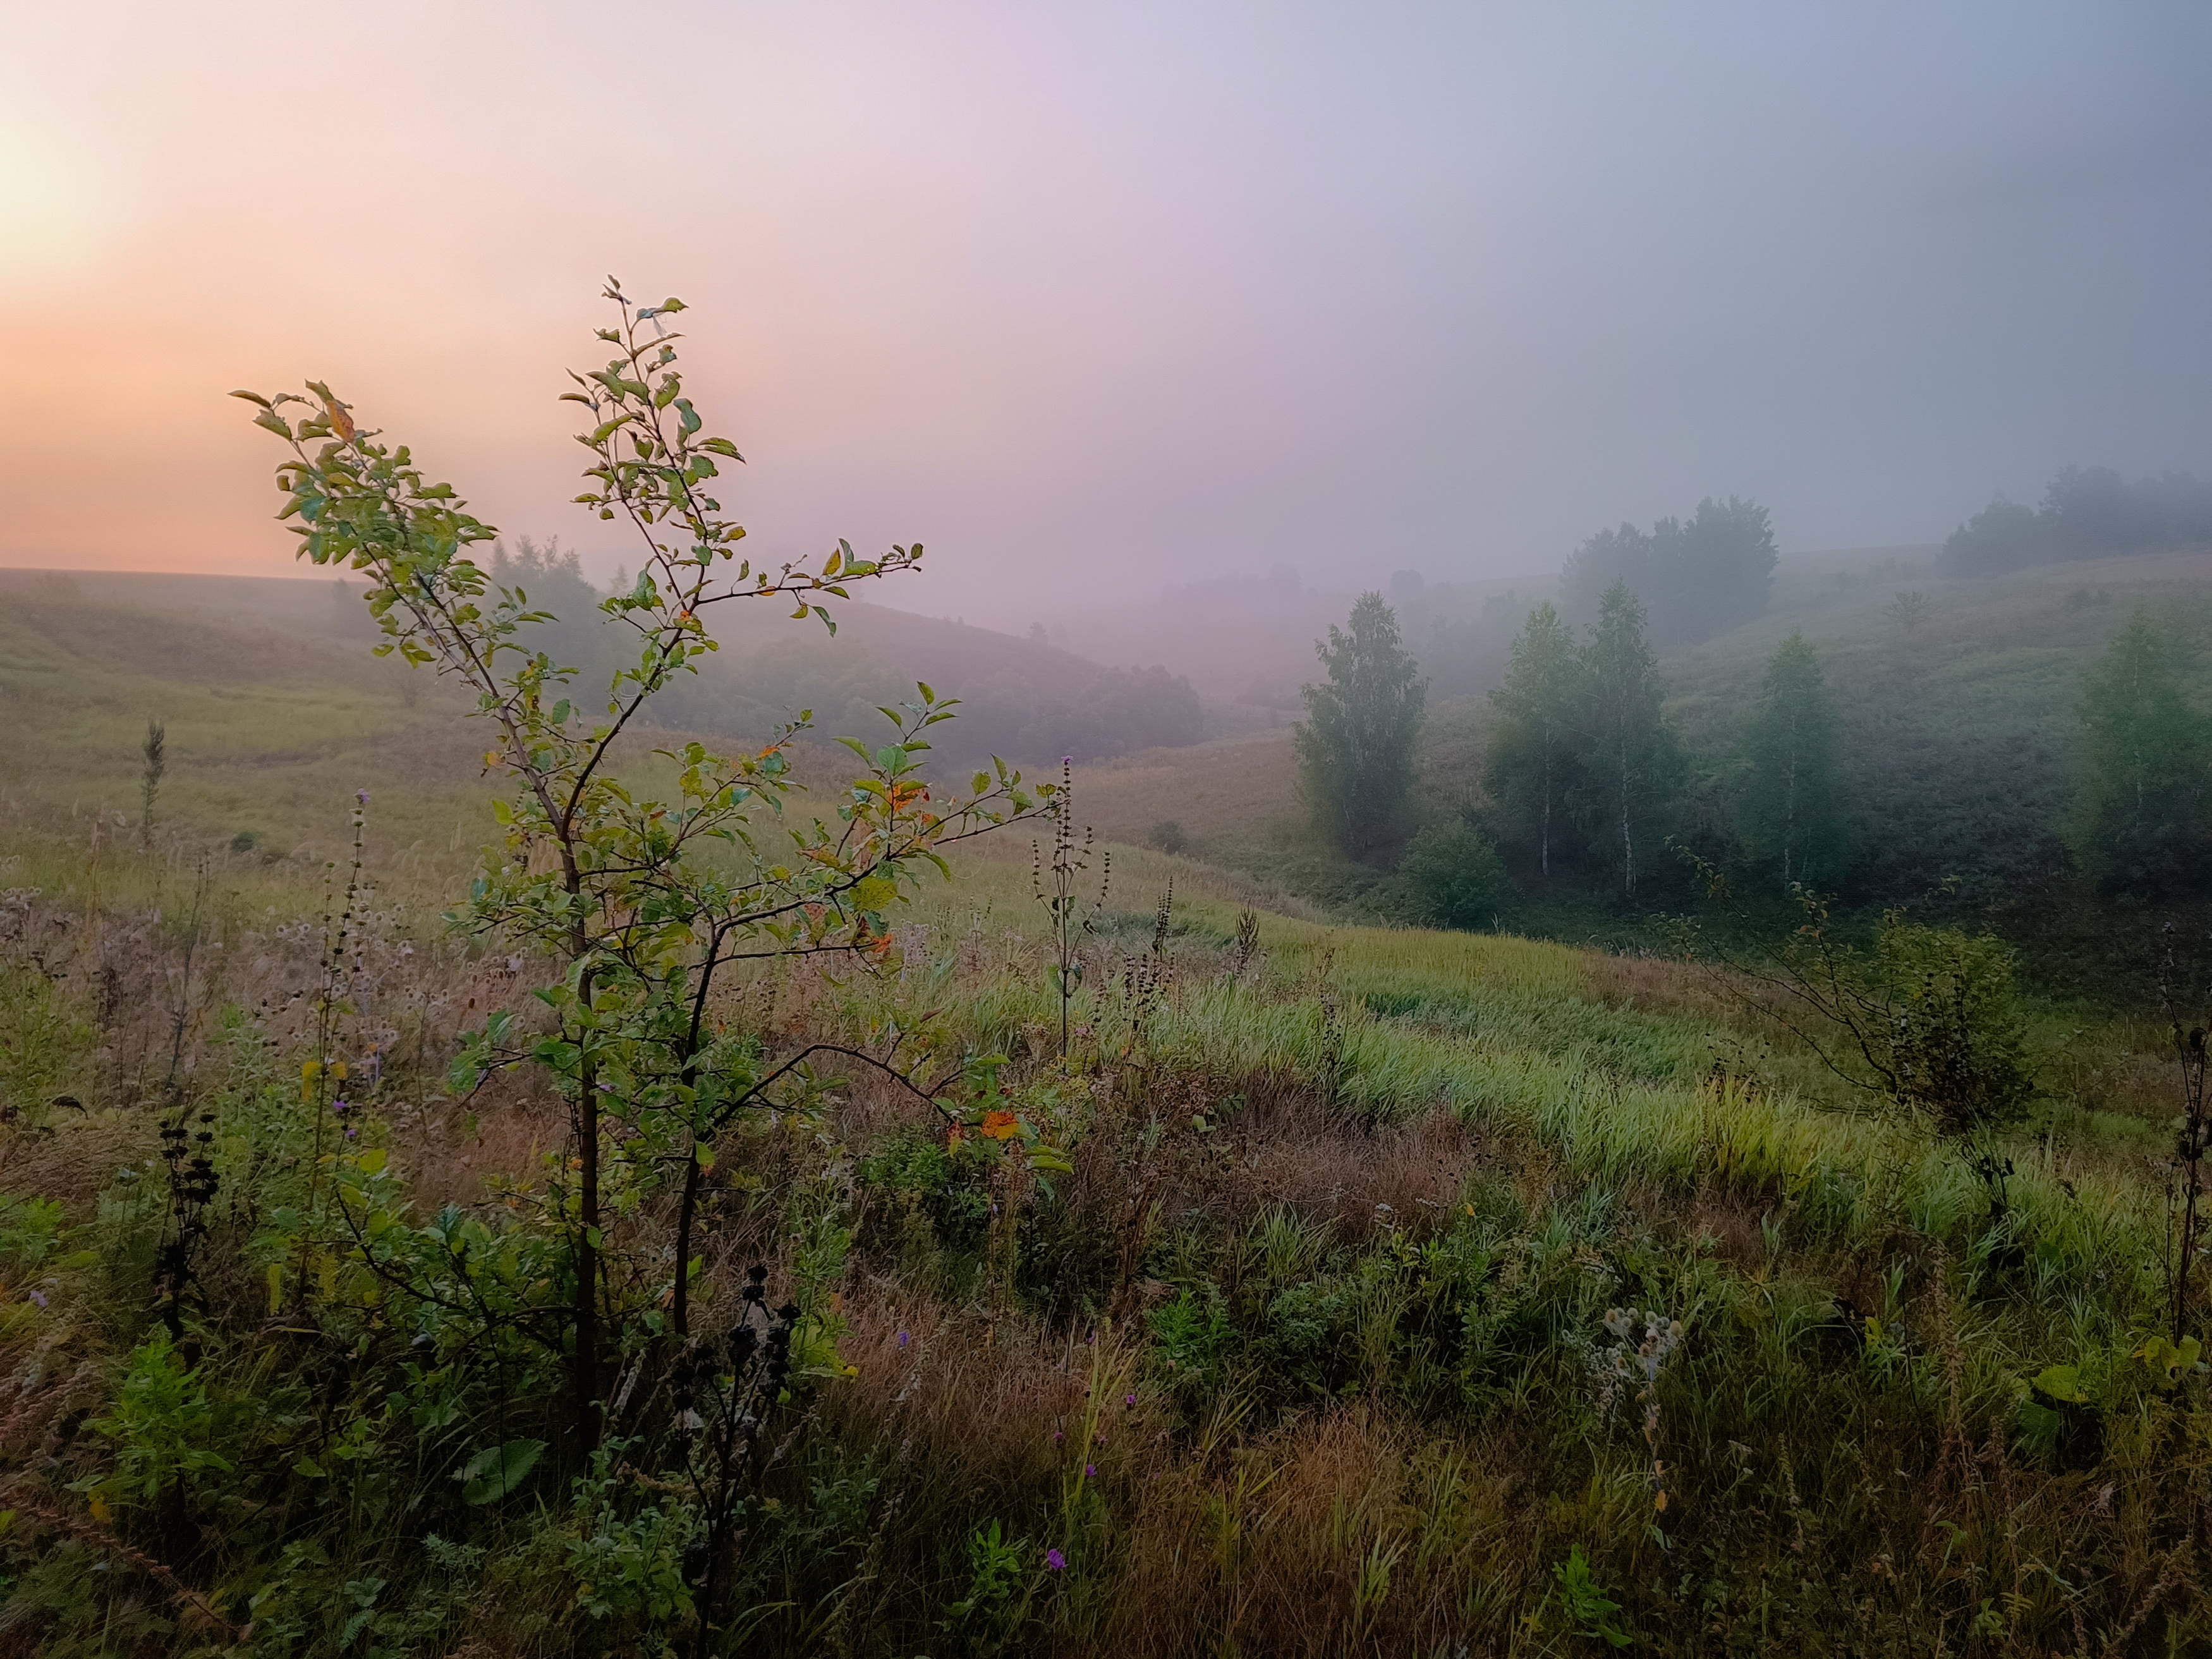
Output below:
[4,3,2209,629]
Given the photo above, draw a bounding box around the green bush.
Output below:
[1397,820,1511,930]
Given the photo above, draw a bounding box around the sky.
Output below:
[4,2,2210,628]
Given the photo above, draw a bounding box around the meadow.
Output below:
[1,557,2207,1655]
[1069,549,2212,1003]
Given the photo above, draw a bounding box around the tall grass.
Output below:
[0,810,2203,1655]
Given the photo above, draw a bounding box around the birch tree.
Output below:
[2072,607,2208,894]
[1573,581,1682,901]
[1739,631,1845,890]
[1485,602,1583,878]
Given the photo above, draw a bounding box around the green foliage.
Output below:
[2070,606,2209,894]
[0,1193,64,1272]
[1694,881,2038,1150]
[565,1440,701,1624]
[1552,1543,1632,1648]
[80,1330,234,1505]
[1943,463,2212,576]
[0,963,94,1128]
[943,1517,1034,1645]
[458,1438,545,1505]
[1294,592,1427,857]
[1397,818,1509,930]
[1148,1282,1232,1401]
[1873,916,2038,1142]
[138,717,166,844]
[240,283,1051,1444]
[1571,581,1684,900]
[1737,631,1847,889]
[1484,601,1583,879]
[1559,495,1777,651]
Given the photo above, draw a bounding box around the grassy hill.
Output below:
[1,558,2207,1653]
[1066,549,2212,999]
[0,568,1231,873]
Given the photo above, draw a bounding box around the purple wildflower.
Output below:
[332,1099,348,1115]
[1052,1430,1063,1443]
[344,1127,359,1139]
[1045,1548,1066,1572]
[28,1290,47,1310]
[1124,1392,1136,1406]
[1085,1464,1095,1478]
[897,1329,909,1349]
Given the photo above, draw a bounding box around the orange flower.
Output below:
[980,1110,1021,1141]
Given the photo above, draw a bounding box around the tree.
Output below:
[1485,602,1583,877]
[1559,523,1650,626]
[1675,877,2035,1214]
[1737,631,1846,890]
[1885,590,1931,636]
[1572,581,1682,901]
[1940,466,2212,577]
[1294,592,1426,857]
[2071,607,2209,894]
[1560,497,1778,652]
[1399,818,1510,928]
[1939,495,2046,576]
[239,283,1048,1464]
[1658,496,1778,643]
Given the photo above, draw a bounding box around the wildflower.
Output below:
[333,1099,349,1115]
[980,1109,1020,1140]
[28,1290,47,1310]
[1085,1464,1095,1478]
[1053,1430,1064,1443]
[356,790,370,805]
[1124,1392,1136,1406]
[345,1127,359,1139]
[1045,1548,1066,1572]
[897,1328,910,1349]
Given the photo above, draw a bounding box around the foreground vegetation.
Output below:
[4,291,2209,1659]
[3,813,2208,1655]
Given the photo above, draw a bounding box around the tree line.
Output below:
[481,537,1204,767]
[1943,465,2212,578]
[1297,580,2211,926]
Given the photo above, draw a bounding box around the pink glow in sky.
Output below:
[4,4,2210,628]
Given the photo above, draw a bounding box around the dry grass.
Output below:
[1,770,2208,1655]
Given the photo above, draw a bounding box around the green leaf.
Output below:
[458,1439,545,1504]
[2031,1363,2087,1404]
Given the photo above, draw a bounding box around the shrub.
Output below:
[1146,820,1189,856]
[1397,820,1510,930]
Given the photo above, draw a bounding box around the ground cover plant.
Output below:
[3,293,2211,1656]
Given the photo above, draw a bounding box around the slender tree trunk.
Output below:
[1619,744,1634,900]
[574,1045,599,1455]
[672,1142,703,1339]
[571,952,600,1461]
[1540,744,1552,878]
[1782,715,1798,889]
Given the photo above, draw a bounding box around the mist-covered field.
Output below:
[4,520,2212,1655]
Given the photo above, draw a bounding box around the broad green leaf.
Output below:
[458,1439,545,1505]
[2031,1363,2087,1404]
